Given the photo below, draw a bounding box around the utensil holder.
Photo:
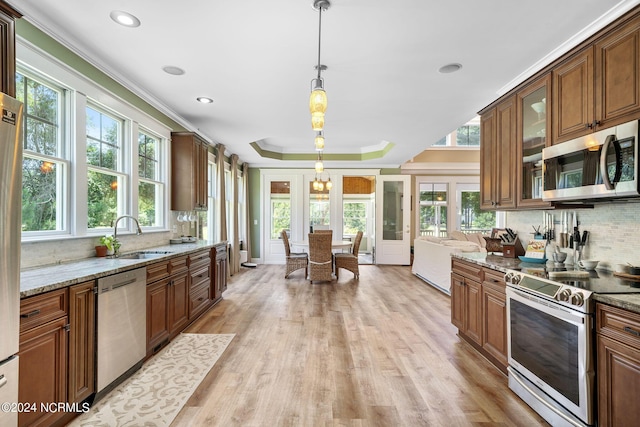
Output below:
[503,239,525,258]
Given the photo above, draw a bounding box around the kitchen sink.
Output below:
[113,251,173,260]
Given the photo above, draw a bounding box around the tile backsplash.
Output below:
[20,211,200,269]
[506,201,640,270]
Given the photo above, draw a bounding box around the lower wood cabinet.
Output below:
[146,248,224,357]
[213,243,228,300]
[481,270,508,369]
[18,281,96,427]
[596,303,640,427]
[450,258,507,373]
[146,278,171,355]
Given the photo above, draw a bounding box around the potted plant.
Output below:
[98,235,120,256]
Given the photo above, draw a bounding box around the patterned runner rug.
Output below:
[69,333,235,427]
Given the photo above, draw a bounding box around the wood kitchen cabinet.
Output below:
[188,249,213,320]
[553,13,640,143]
[596,303,640,427]
[171,132,209,211]
[68,281,96,406]
[479,95,517,210]
[213,243,228,299]
[481,269,508,371]
[451,258,508,374]
[517,73,552,208]
[147,276,171,355]
[0,3,21,97]
[18,289,69,427]
[450,259,483,345]
[146,250,222,356]
[18,283,96,427]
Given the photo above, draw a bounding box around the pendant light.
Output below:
[314,131,325,151]
[310,0,330,131]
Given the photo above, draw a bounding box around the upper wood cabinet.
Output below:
[171,132,209,211]
[552,47,594,142]
[480,95,517,210]
[517,74,551,208]
[553,13,640,143]
[0,3,21,97]
[595,14,640,129]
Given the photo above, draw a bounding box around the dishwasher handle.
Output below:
[101,278,138,293]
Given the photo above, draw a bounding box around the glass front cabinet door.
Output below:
[517,73,551,208]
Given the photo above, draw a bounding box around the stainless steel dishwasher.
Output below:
[97,267,146,395]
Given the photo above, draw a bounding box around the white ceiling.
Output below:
[8,0,638,168]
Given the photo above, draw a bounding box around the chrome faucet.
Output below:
[112,215,143,256]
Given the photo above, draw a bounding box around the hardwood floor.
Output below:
[174,264,547,426]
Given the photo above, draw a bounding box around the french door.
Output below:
[375,175,411,264]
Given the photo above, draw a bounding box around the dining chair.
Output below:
[281,229,308,279]
[308,231,333,283]
[334,230,363,279]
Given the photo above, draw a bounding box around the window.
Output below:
[270,181,291,239]
[205,159,217,242]
[86,105,127,229]
[137,130,164,227]
[456,125,480,146]
[419,183,448,237]
[17,71,68,233]
[456,184,496,233]
[432,117,480,147]
[343,201,366,235]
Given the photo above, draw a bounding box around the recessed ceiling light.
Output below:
[197,97,214,104]
[162,66,185,76]
[110,10,141,28]
[438,63,462,74]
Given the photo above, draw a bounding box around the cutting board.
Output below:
[613,272,640,282]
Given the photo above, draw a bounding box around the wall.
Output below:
[506,202,640,270]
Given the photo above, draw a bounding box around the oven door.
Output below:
[506,287,594,425]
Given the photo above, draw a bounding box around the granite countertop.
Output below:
[452,252,640,314]
[20,240,225,298]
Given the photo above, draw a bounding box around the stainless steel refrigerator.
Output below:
[0,93,24,427]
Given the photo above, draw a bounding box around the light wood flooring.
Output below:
[174,264,548,426]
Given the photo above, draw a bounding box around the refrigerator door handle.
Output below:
[0,374,7,389]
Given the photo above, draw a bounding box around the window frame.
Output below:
[17,67,71,237]
[17,41,172,242]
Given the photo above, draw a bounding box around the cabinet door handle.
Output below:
[623,326,640,337]
[197,297,204,301]
[20,309,41,318]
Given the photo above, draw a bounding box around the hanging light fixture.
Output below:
[315,152,324,173]
[314,131,325,151]
[310,0,330,132]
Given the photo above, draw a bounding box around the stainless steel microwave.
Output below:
[542,120,639,201]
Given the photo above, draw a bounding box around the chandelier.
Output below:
[310,0,330,132]
[310,0,331,190]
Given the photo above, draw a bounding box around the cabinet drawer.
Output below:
[147,260,171,283]
[190,265,211,288]
[597,303,640,349]
[483,268,506,293]
[20,288,68,333]
[188,250,210,269]
[189,280,211,319]
[169,255,189,275]
[214,245,227,261]
[451,259,483,282]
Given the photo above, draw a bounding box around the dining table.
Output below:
[290,240,353,252]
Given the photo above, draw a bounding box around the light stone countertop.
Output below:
[20,240,226,298]
[452,252,640,315]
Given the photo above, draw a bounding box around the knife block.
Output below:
[502,238,525,258]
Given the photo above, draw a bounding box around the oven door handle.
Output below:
[507,287,588,325]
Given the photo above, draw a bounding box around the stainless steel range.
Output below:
[504,267,640,427]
